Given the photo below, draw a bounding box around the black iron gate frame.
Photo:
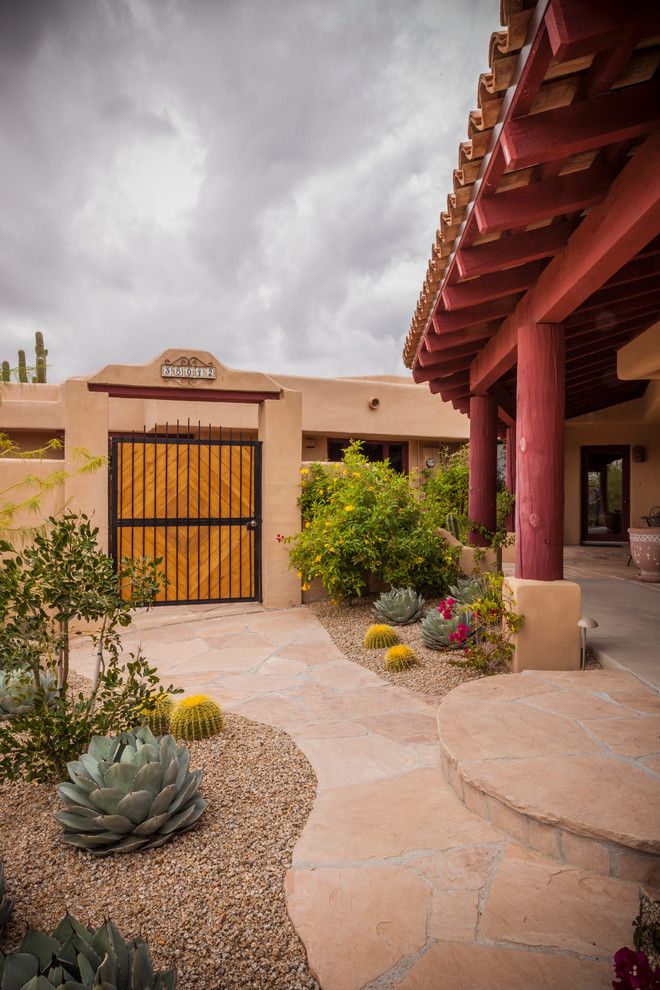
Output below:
[109,429,262,606]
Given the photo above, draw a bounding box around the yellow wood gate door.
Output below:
[110,434,261,604]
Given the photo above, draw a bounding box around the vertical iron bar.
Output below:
[164,424,169,603]
[255,441,263,602]
[248,441,253,597]
[130,431,135,567]
[197,421,201,603]
[228,431,233,600]
[186,418,190,602]
[175,420,179,602]
[208,423,212,600]
[142,429,146,565]
[239,432,243,598]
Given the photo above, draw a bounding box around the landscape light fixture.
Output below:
[577,617,599,669]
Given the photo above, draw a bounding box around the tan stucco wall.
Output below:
[564,394,660,544]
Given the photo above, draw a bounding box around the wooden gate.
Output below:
[110,431,262,604]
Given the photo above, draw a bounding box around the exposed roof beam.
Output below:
[501,80,660,170]
[470,131,660,394]
[441,261,544,312]
[475,167,612,235]
[545,0,659,61]
[426,296,522,346]
[569,278,660,318]
[417,337,483,368]
[456,222,570,278]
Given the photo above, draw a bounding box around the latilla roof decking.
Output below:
[403,0,660,420]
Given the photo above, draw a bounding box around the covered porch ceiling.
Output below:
[404,0,660,423]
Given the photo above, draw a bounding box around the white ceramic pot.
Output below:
[628,527,660,583]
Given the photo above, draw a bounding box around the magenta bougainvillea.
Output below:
[612,948,660,989]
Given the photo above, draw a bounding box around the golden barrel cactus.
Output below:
[364,624,399,649]
[384,645,417,671]
[170,695,224,741]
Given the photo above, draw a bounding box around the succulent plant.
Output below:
[55,725,206,855]
[445,511,461,541]
[169,695,223,741]
[142,693,174,736]
[421,608,474,651]
[0,668,57,720]
[0,915,176,989]
[364,624,399,649]
[0,862,13,935]
[373,587,425,625]
[449,574,489,605]
[384,644,417,671]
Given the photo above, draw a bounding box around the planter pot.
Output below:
[628,527,660,583]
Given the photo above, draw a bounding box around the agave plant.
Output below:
[421,608,474,651]
[448,574,489,606]
[0,668,57,720]
[0,862,13,935]
[374,588,425,625]
[0,915,176,989]
[55,726,206,855]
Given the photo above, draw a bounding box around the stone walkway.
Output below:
[71,607,650,989]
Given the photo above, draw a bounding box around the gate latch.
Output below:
[246,519,259,530]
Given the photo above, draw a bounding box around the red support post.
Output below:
[515,323,565,580]
[468,395,498,547]
[505,426,516,532]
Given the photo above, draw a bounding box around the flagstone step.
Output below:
[437,669,660,886]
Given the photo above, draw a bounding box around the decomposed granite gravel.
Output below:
[0,701,320,990]
[310,598,601,701]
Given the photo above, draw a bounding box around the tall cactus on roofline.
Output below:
[1,332,48,384]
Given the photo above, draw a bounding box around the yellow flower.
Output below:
[305,521,311,529]
[300,467,309,475]
[344,505,354,512]
[368,486,375,492]
[364,538,369,544]
[301,583,311,592]
[314,554,322,562]
[297,570,302,578]
[352,471,360,477]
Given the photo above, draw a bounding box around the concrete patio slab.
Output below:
[70,605,654,989]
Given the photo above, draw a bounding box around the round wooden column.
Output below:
[504,426,516,531]
[515,322,565,580]
[468,394,497,546]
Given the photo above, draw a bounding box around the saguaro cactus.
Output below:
[1,331,48,383]
[17,349,27,383]
[34,330,48,382]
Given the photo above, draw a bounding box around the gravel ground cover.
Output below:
[310,597,492,702]
[0,675,319,990]
[310,598,601,702]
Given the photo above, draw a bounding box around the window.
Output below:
[327,438,408,473]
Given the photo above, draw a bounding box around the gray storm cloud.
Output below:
[0,0,494,381]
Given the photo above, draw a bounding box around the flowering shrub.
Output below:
[284,442,459,601]
[453,572,523,674]
[612,948,659,989]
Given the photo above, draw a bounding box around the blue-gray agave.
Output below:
[0,668,56,719]
[373,587,426,625]
[55,726,206,855]
[0,862,13,934]
[0,915,176,989]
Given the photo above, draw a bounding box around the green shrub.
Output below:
[422,445,469,539]
[0,650,179,783]
[458,573,523,674]
[286,443,459,601]
[0,915,176,988]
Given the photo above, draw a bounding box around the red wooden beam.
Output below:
[441,261,544,312]
[417,337,485,368]
[566,312,659,343]
[501,80,660,171]
[475,167,612,236]
[456,223,570,278]
[544,0,656,61]
[413,353,476,382]
[427,296,520,346]
[569,279,660,319]
[429,379,469,398]
[470,131,660,394]
[426,322,496,353]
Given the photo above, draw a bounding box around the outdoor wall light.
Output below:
[577,617,599,669]
[425,457,436,469]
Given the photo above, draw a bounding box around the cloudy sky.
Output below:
[1,0,495,383]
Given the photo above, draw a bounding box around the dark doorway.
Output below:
[580,445,630,545]
[327,438,408,473]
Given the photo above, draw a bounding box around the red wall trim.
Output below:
[87,383,281,403]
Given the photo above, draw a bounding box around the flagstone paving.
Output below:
[70,606,655,989]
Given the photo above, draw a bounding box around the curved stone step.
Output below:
[437,669,660,886]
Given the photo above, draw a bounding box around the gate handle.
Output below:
[246,519,259,530]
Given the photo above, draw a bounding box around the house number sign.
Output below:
[160,357,216,384]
